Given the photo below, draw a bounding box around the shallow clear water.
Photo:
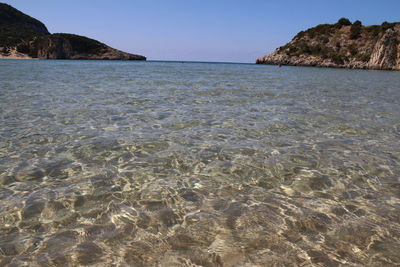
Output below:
[0,59,400,266]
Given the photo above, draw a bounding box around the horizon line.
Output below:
[0,58,258,65]
[147,60,256,65]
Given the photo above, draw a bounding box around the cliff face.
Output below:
[0,3,145,60]
[256,19,400,70]
[23,34,146,60]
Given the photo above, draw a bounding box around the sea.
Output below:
[0,59,399,266]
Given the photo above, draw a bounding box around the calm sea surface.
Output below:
[0,60,400,266]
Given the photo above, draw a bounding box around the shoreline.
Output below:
[0,48,32,59]
[256,61,400,71]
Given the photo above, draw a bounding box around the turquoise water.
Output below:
[0,60,400,266]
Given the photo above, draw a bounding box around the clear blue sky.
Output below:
[3,0,400,62]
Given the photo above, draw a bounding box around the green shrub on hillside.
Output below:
[306,24,334,39]
[329,52,346,65]
[52,33,106,55]
[288,46,298,55]
[381,21,395,30]
[364,21,398,39]
[350,22,362,39]
[313,24,333,35]
[353,20,362,27]
[1,46,9,55]
[365,25,381,38]
[337,18,352,27]
[357,54,370,62]
[318,36,329,43]
[299,43,311,54]
[16,43,30,54]
[349,44,358,56]
[27,38,40,57]
[294,31,305,39]
[0,24,42,47]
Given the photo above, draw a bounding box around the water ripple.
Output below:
[0,60,399,266]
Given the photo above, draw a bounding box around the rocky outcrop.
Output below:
[26,34,146,60]
[368,28,398,69]
[256,19,400,70]
[0,3,145,60]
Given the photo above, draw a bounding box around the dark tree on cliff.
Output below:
[337,18,352,27]
[350,20,362,39]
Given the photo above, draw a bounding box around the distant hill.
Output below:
[0,3,146,60]
[256,18,400,70]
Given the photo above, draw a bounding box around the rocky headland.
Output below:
[0,3,146,60]
[256,18,400,70]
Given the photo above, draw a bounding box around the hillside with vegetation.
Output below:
[256,18,400,70]
[0,3,146,60]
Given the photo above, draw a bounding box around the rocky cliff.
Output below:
[0,3,146,60]
[256,18,400,70]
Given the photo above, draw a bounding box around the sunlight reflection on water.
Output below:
[0,60,400,266]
